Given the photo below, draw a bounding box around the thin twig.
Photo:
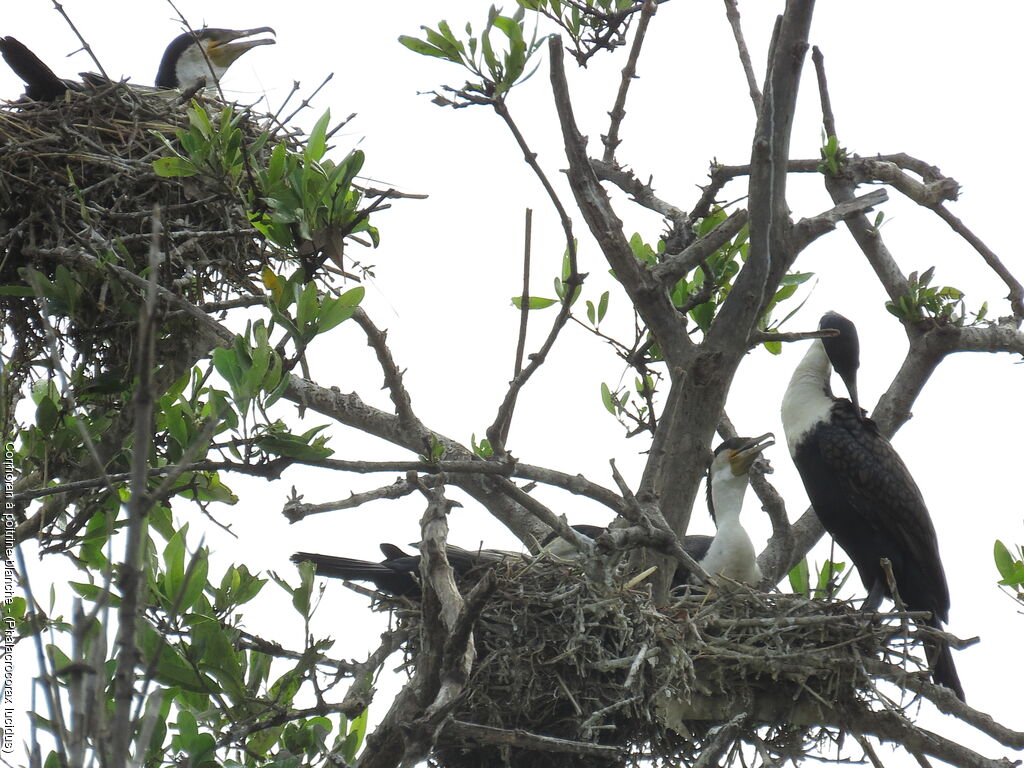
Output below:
[602,0,658,162]
[723,0,762,113]
[52,1,109,80]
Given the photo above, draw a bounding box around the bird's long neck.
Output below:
[705,472,761,584]
[710,473,749,530]
[781,340,834,455]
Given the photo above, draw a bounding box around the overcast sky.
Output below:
[4,1,1022,763]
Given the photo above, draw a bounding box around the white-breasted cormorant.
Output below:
[154,27,275,90]
[781,311,964,700]
[673,434,773,586]
[1,27,274,100]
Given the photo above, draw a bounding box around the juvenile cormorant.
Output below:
[673,434,774,586]
[781,311,964,700]
[155,27,275,90]
[1,27,274,100]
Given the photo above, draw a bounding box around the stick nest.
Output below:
[386,558,935,768]
[0,81,278,385]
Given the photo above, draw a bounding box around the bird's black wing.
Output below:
[671,535,714,586]
[816,401,950,620]
[0,37,68,100]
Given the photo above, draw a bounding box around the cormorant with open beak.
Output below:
[155,27,275,91]
[781,311,964,700]
[1,26,274,100]
[673,434,774,586]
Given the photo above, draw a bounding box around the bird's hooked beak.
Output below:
[729,433,774,476]
[204,27,276,68]
[819,311,862,418]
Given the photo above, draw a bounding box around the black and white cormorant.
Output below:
[536,435,774,588]
[781,311,964,701]
[1,27,274,100]
[295,434,775,598]
[154,27,275,91]
[673,434,774,586]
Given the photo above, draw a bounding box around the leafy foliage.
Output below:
[994,540,1024,604]
[400,5,545,106]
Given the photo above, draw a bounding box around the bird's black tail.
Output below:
[292,552,390,580]
[291,551,420,596]
[927,615,965,702]
[0,37,67,100]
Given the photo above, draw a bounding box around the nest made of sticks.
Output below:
[382,557,936,768]
[0,79,282,387]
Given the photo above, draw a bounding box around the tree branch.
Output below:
[602,0,658,162]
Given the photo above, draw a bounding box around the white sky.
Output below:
[4,1,1022,765]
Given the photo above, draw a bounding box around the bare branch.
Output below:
[484,99,582,457]
[724,0,762,113]
[602,0,659,162]
[353,309,429,440]
[444,719,625,758]
[548,35,692,362]
[932,204,1024,319]
[791,188,889,252]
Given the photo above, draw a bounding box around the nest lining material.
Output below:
[379,557,936,768]
[0,80,280,383]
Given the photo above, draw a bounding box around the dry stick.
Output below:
[931,204,1024,319]
[497,208,534,447]
[110,207,163,768]
[281,74,334,126]
[513,208,532,381]
[52,1,110,80]
[723,0,762,113]
[353,308,429,441]
[602,0,658,163]
[812,47,909,304]
[811,46,836,138]
[485,101,579,456]
[444,720,624,758]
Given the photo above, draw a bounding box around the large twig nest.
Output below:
[384,557,937,768]
[0,81,278,385]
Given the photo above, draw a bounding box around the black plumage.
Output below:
[782,311,964,700]
[293,541,519,598]
[0,36,70,100]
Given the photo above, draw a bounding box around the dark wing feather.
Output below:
[671,535,714,586]
[0,37,68,100]
[815,401,950,621]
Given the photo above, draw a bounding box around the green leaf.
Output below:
[306,110,331,163]
[994,540,1016,581]
[600,382,615,415]
[511,296,557,309]
[398,35,450,59]
[788,558,809,597]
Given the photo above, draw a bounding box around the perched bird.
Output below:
[529,433,774,589]
[155,27,275,91]
[673,434,774,586]
[1,27,274,100]
[781,311,964,700]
